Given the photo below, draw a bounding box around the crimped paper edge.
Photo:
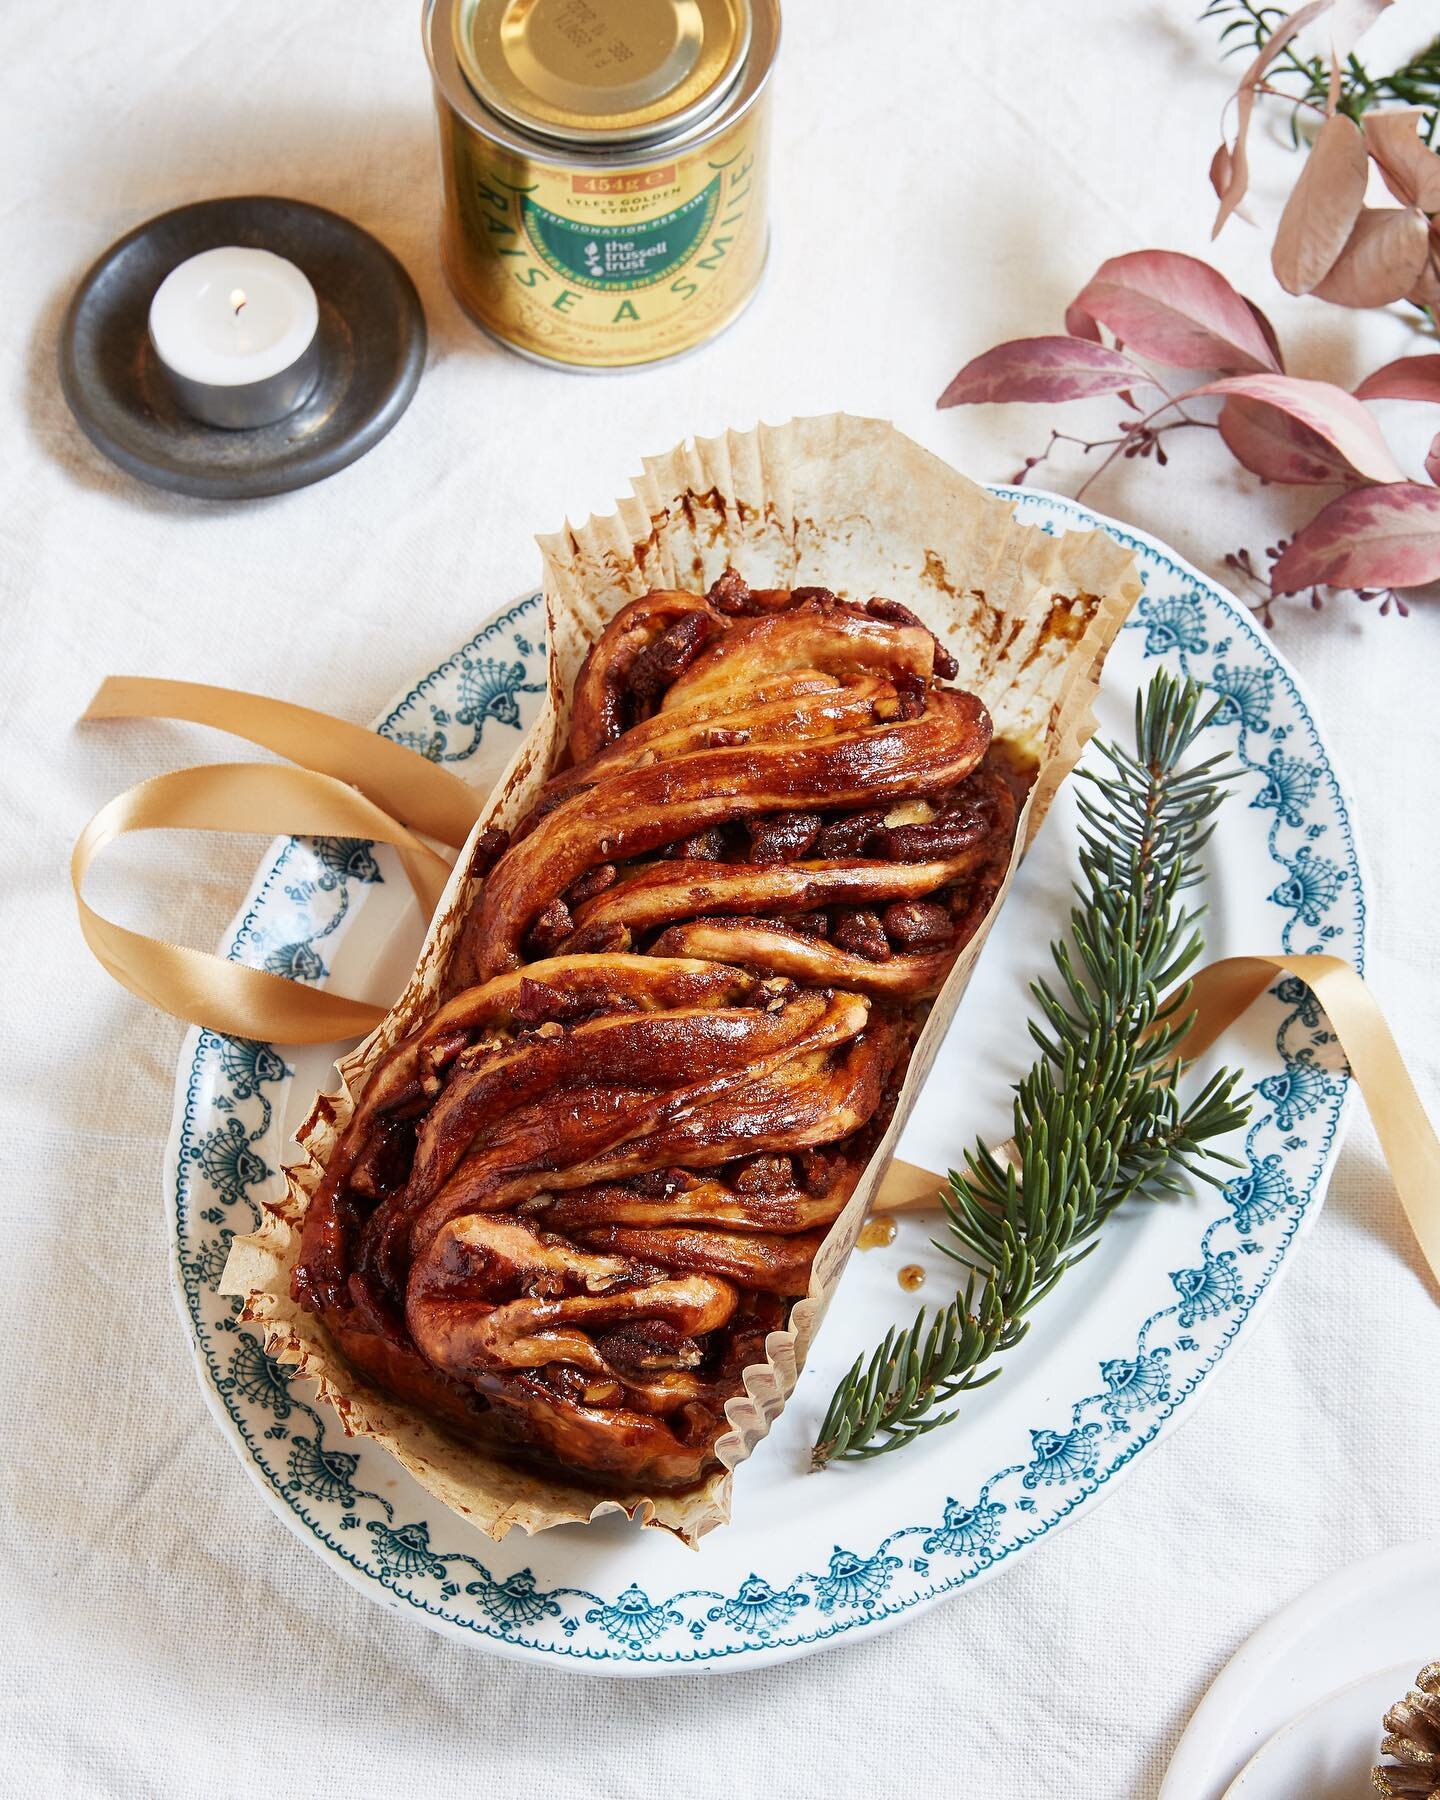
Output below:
[222,414,1142,1547]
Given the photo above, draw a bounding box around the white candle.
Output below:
[148,246,320,429]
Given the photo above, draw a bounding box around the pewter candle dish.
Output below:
[59,196,426,500]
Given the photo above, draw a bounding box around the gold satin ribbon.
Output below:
[1180,954,1440,1284]
[877,954,1440,1291]
[74,677,487,1043]
[84,677,485,849]
[73,678,1439,1290]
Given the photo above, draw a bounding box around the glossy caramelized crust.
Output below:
[293,574,1022,1490]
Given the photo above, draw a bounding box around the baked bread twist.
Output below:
[294,573,1021,1488]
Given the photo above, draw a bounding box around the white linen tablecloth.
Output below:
[2,2,1438,1794]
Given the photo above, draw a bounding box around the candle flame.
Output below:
[230,288,247,315]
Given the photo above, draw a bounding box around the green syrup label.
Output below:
[521,179,722,292]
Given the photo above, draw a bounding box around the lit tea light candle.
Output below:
[148,246,320,430]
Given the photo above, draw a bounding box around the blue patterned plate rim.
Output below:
[164,487,1368,1671]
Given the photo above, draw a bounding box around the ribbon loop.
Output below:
[72,761,455,1044]
[84,676,485,848]
[1179,954,1440,1287]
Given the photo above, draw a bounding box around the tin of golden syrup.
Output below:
[423,0,779,369]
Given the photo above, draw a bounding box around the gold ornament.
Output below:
[1374,1664,1440,1797]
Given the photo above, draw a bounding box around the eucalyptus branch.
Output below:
[1012,415,1217,493]
[812,670,1252,1469]
[1070,412,1217,501]
[1203,1,1440,143]
[1224,542,1412,622]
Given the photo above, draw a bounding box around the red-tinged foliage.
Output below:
[1270,483,1440,592]
[1189,373,1408,483]
[1311,205,1430,308]
[1271,113,1368,295]
[1067,250,1281,373]
[937,337,1151,409]
[1353,355,1440,404]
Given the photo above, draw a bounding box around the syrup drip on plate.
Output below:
[857,1213,897,1251]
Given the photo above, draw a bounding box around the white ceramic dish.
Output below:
[1222,1663,1417,1799]
[166,490,1367,1671]
[1164,1540,1440,1798]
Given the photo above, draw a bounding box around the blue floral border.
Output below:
[170,497,1365,1666]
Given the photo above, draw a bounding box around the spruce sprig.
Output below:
[812,671,1253,1469]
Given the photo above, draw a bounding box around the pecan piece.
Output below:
[871,674,927,722]
[898,675,928,718]
[661,826,728,861]
[747,811,821,864]
[797,1149,834,1196]
[348,1116,417,1202]
[560,920,631,955]
[565,861,618,906]
[831,907,892,962]
[627,612,720,700]
[512,977,580,1025]
[629,1168,687,1197]
[881,899,953,949]
[706,567,752,615]
[525,896,573,953]
[596,1320,702,1374]
[879,817,989,862]
[467,825,510,878]
[813,809,884,858]
[419,1028,471,1097]
[936,779,1004,829]
[732,1153,796,1195]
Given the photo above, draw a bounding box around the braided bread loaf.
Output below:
[293,573,1022,1489]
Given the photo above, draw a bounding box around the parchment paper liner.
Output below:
[222,414,1142,1546]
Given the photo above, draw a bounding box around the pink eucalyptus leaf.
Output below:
[1407,220,1440,310]
[1271,483,1440,592]
[1214,0,1333,237]
[1063,297,1102,342]
[1324,0,1392,57]
[1209,142,1255,227]
[1210,141,1235,203]
[1354,354,1440,403]
[1272,113,1368,294]
[1244,297,1287,372]
[1363,109,1440,211]
[1426,432,1440,486]
[1212,125,1252,237]
[1311,205,1430,307]
[936,337,1149,409]
[1069,250,1280,374]
[1192,373,1407,484]
[1218,396,1363,484]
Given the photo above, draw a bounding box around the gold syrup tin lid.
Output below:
[452,0,752,146]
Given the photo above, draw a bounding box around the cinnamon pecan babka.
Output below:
[293,572,1023,1490]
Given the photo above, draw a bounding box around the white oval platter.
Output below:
[165,489,1367,1672]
